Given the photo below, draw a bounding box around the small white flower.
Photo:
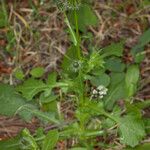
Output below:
[93,89,98,94]
[99,95,103,99]
[97,85,104,91]
[91,85,108,100]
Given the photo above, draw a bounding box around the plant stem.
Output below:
[74,9,81,59]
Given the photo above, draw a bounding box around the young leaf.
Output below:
[30,67,45,78]
[65,16,77,46]
[86,51,104,73]
[119,115,145,147]
[14,69,24,80]
[42,130,59,150]
[16,78,48,101]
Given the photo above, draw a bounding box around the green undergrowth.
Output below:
[0,0,150,149]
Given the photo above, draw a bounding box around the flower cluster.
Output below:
[54,0,81,11]
[91,85,108,99]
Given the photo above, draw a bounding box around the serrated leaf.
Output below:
[19,104,59,124]
[119,115,145,147]
[42,130,59,150]
[102,41,124,57]
[0,83,26,116]
[0,83,37,122]
[16,78,48,101]
[30,67,45,78]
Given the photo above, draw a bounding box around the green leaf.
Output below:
[139,28,150,47]
[42,130,59,150]
[16,78,48,101]
[119,115,145,147]
[65,16,77,46]
[0,83,26,116]
[125,65,140,97]
[125,143,150,150]
[62,46,79,74]
[86,51,104,73]
[144,118,150,134]
[105,57,125,72]
[40,93,58,103]
[134,99,150,109]
[14,69,24,80]
[126,65,140,84]
[142,0,150,6]
[102,41,124,57]
[0,1,8,27]
[90,73,110,87]
[19,104,59,124]
[125,102,142,118]
[47,72,57,85]
[30,67,45,78]
[131,28,150,62]
[104,80,127,110]
[0,136,20,150]
[22,128,39,150]
[69,148,87,150]
[69,4,98,31]
[110,72,125,86]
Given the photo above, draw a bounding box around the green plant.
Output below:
[0,1,150,150]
